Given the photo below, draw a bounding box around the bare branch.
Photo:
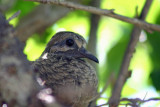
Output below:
[87,0,100,73]
[95,97,160,107]
[0,12,44,107]
[109,0,153,106]
[26,0,114,15]
[26,0,160,32]
[15,5,70,42]
[0,12,63,107]
[8,10,21,22]
[87,1,101,106]
[0,0,16,12]
[120,97,160,106]
[95,73,115,100]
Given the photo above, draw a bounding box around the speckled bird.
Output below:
[34,31,99,107]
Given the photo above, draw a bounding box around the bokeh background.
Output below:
[1,0,160,106]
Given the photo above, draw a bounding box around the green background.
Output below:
[2,0,160,106]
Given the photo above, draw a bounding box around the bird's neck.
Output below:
[42,53,86,63]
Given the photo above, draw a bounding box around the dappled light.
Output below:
[1,0,160,106]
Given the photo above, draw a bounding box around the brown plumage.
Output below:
[34,31,98,107]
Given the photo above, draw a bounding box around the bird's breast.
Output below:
[34,55,98,106]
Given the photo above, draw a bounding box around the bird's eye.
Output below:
[66,39,74,46]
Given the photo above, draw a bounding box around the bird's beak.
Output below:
[79,47,99,63]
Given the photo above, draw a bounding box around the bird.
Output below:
[33,31,99,107]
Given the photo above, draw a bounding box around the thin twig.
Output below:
[95,102,109,107]
[26,0,114,15]
[95,97,160,107]
[8,10,21,21]
[93,73,114,105]
[138,92,148,106]
[120,97,160,103]
[26,0,160,32]
[108,0,153,107]
[97,73,115,98]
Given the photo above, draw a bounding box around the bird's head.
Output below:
[41,31,99,63]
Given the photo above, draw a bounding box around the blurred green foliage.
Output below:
[3,0,160,106]
[148,13,160,91]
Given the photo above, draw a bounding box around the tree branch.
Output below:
[0,0,16,12]
[87,0,100,74]
[96,73,115,99]
[0,12,62,107]
[96,97,160,107]
[87,1,101,106]
[0,12,43,107]
[27,0,114,15]
[26,0,160,32]
[15,5,70,42]
[8,10,21,21]
[109,0,153,106]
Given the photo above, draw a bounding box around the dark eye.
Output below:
[66,39,74,46]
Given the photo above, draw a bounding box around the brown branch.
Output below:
[0,12,63,107]
[121,97,160,103]
[0,0,16,12]
[87,0,100,73]
[95,98,160,107]
[27,0,114,15]
[120,97,160,106]
[96,73,115,99]
[16,0,84,42]
[108,0,153,107]
[26,0,160,32]
[0,12,44,107]
[87,1,101,106]
[95,97,160,107]
[15,5,70,42]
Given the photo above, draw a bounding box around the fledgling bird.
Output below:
[34,31,99,107]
